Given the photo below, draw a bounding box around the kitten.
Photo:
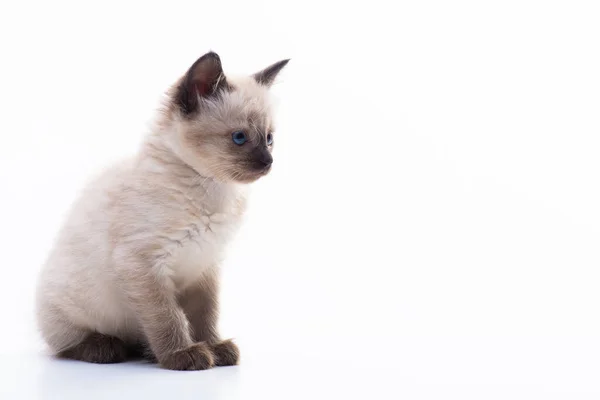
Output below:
[35,52,289,370]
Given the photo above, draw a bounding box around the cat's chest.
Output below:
[170,211,243,289]
[159,180,248,290]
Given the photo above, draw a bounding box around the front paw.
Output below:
[161,342,214,371]
[210,339,240,366]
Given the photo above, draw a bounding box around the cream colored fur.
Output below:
[35,55,286,367]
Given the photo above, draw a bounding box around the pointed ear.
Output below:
[175,52,229,115]
[253,59,290,87]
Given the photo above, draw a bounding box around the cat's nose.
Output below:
[253,148,273,169]
[257,154,273,168]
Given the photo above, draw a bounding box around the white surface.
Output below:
[2,339,600,400]
[1,0,600,398]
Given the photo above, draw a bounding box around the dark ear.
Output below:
[175,52,229,115]
[253,59,290,87]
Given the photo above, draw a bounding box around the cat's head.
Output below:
[166,51,288,184]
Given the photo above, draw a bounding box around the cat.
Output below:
[35,52,289,370]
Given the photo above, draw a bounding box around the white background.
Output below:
[1,0,600,398]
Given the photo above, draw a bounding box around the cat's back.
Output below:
[50,158,135,259]
[36,158,142,339]
[39,156,135,279]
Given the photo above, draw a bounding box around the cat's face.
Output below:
[169,53,288,183]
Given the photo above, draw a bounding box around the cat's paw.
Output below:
[210,339,240,366]
[160,342,214,371]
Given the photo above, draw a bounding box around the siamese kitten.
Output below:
[35,52,289,370]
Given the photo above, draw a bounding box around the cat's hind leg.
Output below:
[37,303,130,364]
[58,332,129,364]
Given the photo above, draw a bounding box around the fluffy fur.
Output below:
[35,52,288,370]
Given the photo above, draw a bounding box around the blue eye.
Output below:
[267,133,273,146]
[232,131,247,145]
